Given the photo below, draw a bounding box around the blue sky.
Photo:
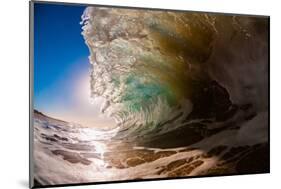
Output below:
[34,3,87,109]
[33,3,115,127]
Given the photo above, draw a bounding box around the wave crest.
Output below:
[81,7,268,139]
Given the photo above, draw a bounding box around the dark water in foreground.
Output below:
[33,109,268,186]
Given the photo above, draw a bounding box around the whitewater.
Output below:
[33,7,269,186]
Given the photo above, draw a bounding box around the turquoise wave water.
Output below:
[81,7,268,139]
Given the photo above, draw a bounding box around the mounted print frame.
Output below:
[29,1,270,188]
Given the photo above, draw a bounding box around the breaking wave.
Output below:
[81,7,268,140]
[32,8,269,186]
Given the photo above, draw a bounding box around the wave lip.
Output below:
[80,8,218,134]
[81,7,268,140]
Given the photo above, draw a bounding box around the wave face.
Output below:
[81,7,268,141]
[32,8,269,186]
